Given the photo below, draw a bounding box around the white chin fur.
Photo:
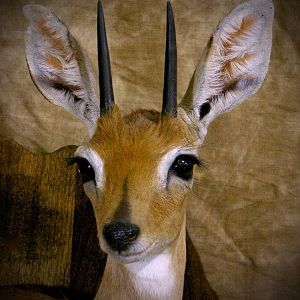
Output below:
[100,238,154,264]
[125,251,176,298]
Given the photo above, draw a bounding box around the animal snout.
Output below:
[103,221,140,252]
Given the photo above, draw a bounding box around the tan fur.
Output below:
[45,56,63,71]
[221,16,255,48]
[230,16,255,40]
[80,106,195,299]
[220,17,255,79]
[223,53,254,79]
[88,107,192,250]
[207,17,256,91]
[37,20,67,55]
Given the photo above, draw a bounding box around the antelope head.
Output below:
[23,0,273,298]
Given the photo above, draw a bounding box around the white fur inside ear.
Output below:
[23,4,72,76]
[24,4,85,99]
[181,0,273,132]
[23,4,100,137]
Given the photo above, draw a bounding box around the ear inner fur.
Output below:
[180,0,273,134]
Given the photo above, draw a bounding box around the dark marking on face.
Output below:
[113,178,130,222]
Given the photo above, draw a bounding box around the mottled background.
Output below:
[0,0,299,299]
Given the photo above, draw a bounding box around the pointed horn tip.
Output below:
[162,0,177,118]
[167,2,174,21]
[98,0,103,21]
[97,0,115,114]
[98,0,105,18]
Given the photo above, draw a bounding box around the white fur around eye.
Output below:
[157,147,198,188]
[75,146,105,189]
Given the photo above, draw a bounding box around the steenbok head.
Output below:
[23,0,273,298]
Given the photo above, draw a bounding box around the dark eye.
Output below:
[68,157,95,183]
[170,155,201,180]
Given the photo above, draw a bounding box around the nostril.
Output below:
[127,224,139,241]
[103,222,140,252]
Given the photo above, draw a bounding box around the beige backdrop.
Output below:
[0,0,299,299]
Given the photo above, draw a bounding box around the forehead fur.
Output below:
[89,106,187,163]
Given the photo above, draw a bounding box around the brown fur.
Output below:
[77,106,206,299]
[88,106,193,253]
[220,16,255,51]
[37,20,67,56]
[45,56,63,71]
[223,18,255,77]
[223,53,254,78]
[204,16,256,95]
[231,16,255,40]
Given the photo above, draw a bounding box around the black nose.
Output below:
[103,221,140,252]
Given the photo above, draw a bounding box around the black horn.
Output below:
[97,0,114,114]
[162,2,177,117]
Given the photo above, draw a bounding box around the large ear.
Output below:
[23,5,100,137]
[180,0,273,141]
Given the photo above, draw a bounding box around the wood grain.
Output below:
[69,172,106,296]
[0,137,76,286]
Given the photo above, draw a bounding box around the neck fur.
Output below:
[96,216,186,300]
